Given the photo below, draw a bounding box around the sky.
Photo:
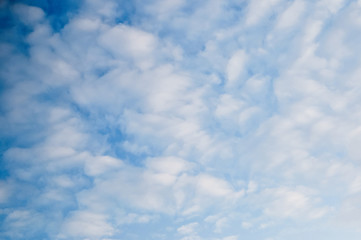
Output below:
[1,0,361,239]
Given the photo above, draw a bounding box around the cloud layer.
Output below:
[1,0,361,239]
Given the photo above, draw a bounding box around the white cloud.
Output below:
[226,50,247,86]
[246,0,283,26]
[346,126,361,162]
[222,235,239,240]
[84,155,123,176]
[99,24,158,69]
[215,94,244,118]
[335,193,361,229]
[242,221,253,229]
[0,181,12,204]
[214,217,228,233]
[180,236,202,240]
[318,0,345,14]
[70,17,102,32]
[246,181,258,194]
[2,210,45,239]
[60,211,115,238]
[177,222,198,235]
[348,175,361,194]
[143,0,185,20]
[196,174,233,197]
[275,0,305,29]
[12,4,45,25]
[83,0,118,19]
[146,156,192,175]
[260,187,330,220]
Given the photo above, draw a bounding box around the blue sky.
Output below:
[1,0,361,239]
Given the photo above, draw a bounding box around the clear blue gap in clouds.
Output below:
[1,0,361,239]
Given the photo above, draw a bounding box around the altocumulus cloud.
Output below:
[1,0,361,239]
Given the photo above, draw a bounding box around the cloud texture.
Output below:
[1,0,361,239]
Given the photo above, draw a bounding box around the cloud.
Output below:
[1,210,46,239]
[275,0,305,29]
[99,24,158,69]
[336,193,361,229]
[177,222,198,235]
[146,156,192,175]
[226,50,247,86]
[260,187,330,219]
[0,181,11,203]
[196,174,234,197]
[222,236,239,240]
[60,211,115,239]
[1,0,361,239]
[12,4,45,26]
[245,0,283,26]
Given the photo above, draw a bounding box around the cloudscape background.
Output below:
[1,0,361,239]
